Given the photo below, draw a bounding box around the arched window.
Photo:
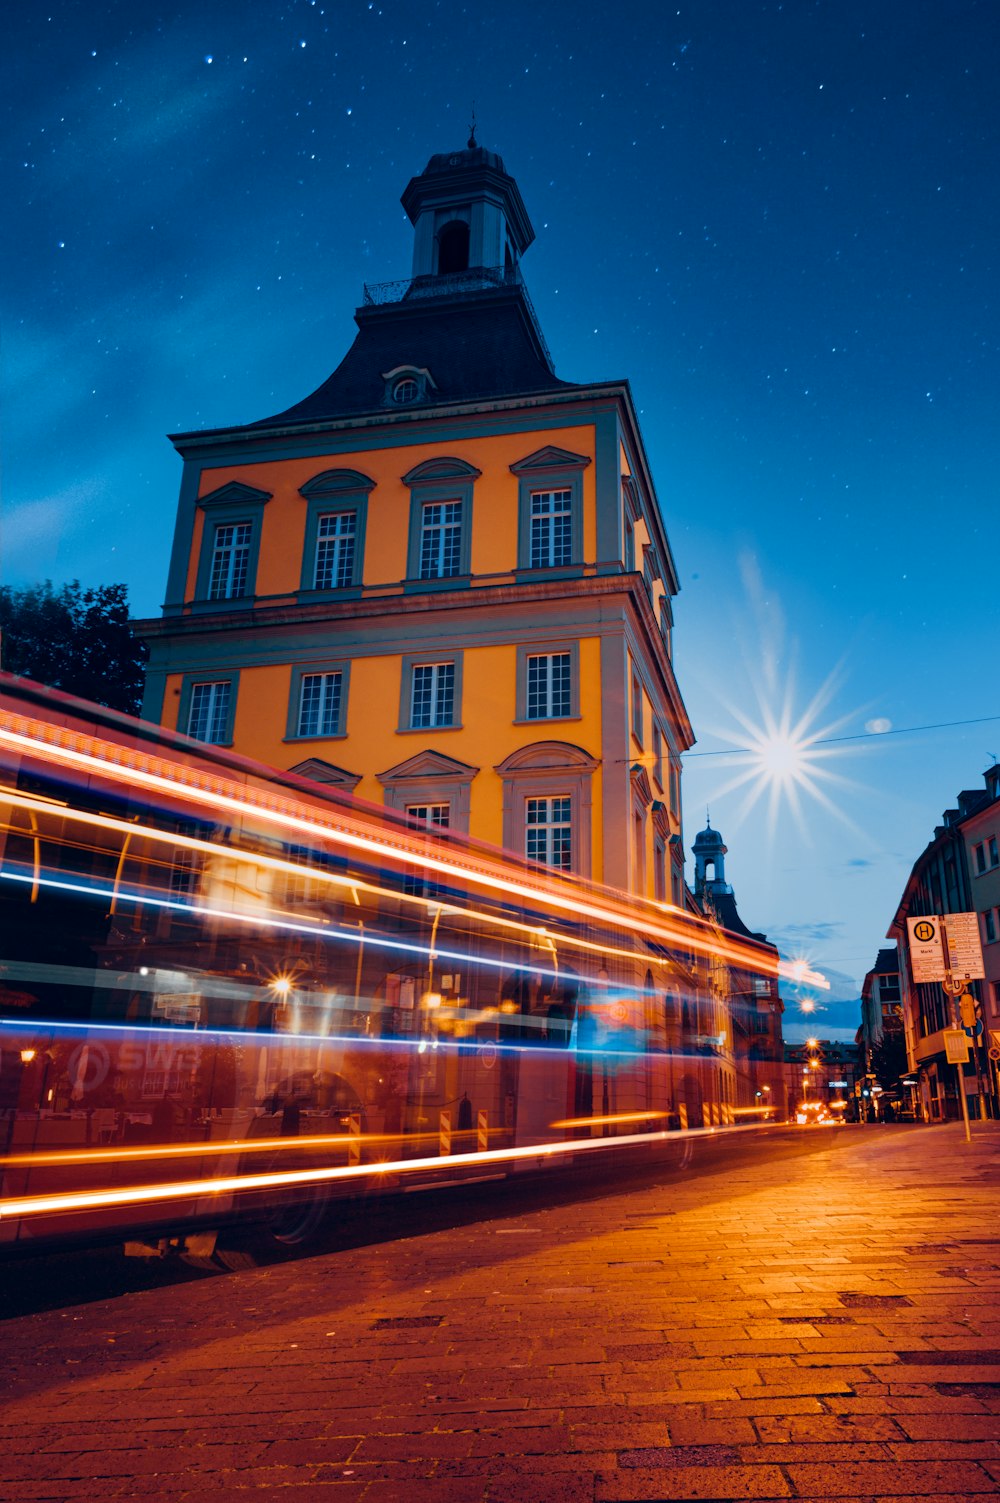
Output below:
[437,220,470,275]
[494,741,598,878]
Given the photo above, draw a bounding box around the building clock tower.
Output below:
[140,139,693,903]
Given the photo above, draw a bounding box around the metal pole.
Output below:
[942,924,972,1144]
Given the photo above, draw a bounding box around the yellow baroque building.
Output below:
[140,139,694,901]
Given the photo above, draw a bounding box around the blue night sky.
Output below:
[3,0,998,1032]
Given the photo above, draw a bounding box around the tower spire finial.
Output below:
[468,101,477,149]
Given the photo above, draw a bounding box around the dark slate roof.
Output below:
[420,144,507,178]
[872,947,899,974]
[250,284,575,430]
[712,889,770,946]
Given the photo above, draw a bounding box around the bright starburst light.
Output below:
[692,663,868,844]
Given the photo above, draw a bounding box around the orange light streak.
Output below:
[1,1133,353,1169]
[0,1122,767,1221]
[0,711,780,982]
[0,790,683,976]
[0,1124,736,1226]
[0,1127,462,1172]
[548,1110,668,1129]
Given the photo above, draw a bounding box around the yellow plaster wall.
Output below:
[162,635,605,877]
[188,423,598,601]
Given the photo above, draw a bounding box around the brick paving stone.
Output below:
[2,1122,999,1501]
[594,1462,792,1497]
[786,1460,997,1493]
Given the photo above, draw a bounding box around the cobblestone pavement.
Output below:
[2,1123,999,1502]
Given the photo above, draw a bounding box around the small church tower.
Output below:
[692,820,730,901]
[690,818,786,1121]
[400,134,535,281]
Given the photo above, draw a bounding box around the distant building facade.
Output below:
[886,766,1000,1122]
[961,765,1000,1073]
[782,1039,859,1122]
[859,947,902,1048]
[140,140,693,900]
[689,822,787,1121]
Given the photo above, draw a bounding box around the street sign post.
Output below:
[907,917,944,983]
[939,913,987,980]
[906,913,986,983]
[905,914,986,1144]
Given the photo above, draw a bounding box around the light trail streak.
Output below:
[548,1110,668,1129]
[0,868,573,986]
[1,1133,367,1170]
[0,712,786,981]
[1,802,782,990]
[0,789,684,979]
[0,1011,683,1062]
[0,1121,750,1222]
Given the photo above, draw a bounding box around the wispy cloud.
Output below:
[2,481,108,580]
[771,920,845,944]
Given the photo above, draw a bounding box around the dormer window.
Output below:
[382,365,436,408]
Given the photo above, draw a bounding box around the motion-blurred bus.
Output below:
[0,675,776,1265]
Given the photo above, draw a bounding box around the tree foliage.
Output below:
[0,581,147,716]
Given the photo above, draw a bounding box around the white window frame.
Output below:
[525,794,573,871]
[418,500,463,580]
[631,666,644,744]
[515,643,579,723]
[410,662,456,729]
[182,677,236,745]
[208,522,252,601]
[286,661,350,741]
[313,512,357,591]
[398,652,464,733]
[528,488,574,569]
[405,803,451,830]
[495,741,598,879]
[511,446,589,573]
[297,671,344,739]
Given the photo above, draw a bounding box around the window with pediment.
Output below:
[377,748,479,836]
[193,482,272,605]
[299,469,373,595]
[403,457,480,588]
[495,742,598,878]
[510,446,590,573]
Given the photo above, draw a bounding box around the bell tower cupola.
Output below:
[692,820,731,901]
[400,132,535,282]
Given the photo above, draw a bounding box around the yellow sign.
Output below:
[944,1028,970,1064]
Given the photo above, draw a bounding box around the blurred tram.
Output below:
[0,674,778,1263]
